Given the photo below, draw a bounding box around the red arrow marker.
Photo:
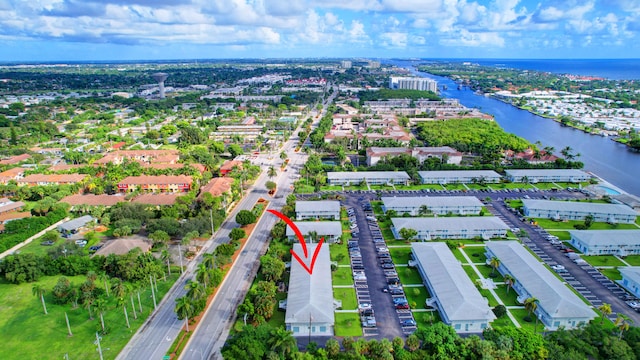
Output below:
[268,209,324,275]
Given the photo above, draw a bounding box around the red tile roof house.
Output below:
[0,167,25,184]
[94,150,180,165]
[0,153,31,165]
[117,175,193,193]
[219,160,243,176]
[199,177,235,206]
[132,193,181,206]
[60,194,126,208]
[18,174,87,186]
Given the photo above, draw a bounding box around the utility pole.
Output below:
[65,312,72,337]
[150,275,157,309]
[95,332,104,360]
[178,244,184,274]
[210,208,215,236]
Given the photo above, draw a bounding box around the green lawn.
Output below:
[0,274,178,360]
[462,265,480,282]
[332,267,354,286]
[334,288,357,310]
[531,182,562,190]
[493,183,535,190]
[294,183,315,194]
[623,255,640,266]
[329,243,350,266]
[395,184,443,190]
[476,264,504,282]
[461,246,487,263]
[397,267,423,285]
[493,285,521,306]
[467,184,492,190]
[581,255,627,267]
[491,314,515,328]
[266,293,287,329]
[443,183,467,190]
[506,200,523,209]
[510,309,541,333]
[389,247,412,265]
[381,228,396,241]
[415,311,442,332]
[452,248,469,264]
[532,218,638,230]
[404,286,429,309]
[477,287,499,307]
[599,268,622,281]
[334,313,362,337]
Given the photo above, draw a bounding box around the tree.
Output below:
[524,297,539,321]
[185,280,206,302]
[149,230,170,248]
[267,166,277,179]
[227,144,243,157]
[615,313,634,340]
[236,210,256,226]
[280,151,288,160]
[493,304,507,318]
[259,255,285,282]
[175,296,194,332]
[161,250,172,276]
[32,284,48,315]
[203,252,217,270]
[52,276,73,305]
[584,214,594,228]
[268,327,297,359]
[489,257,501,277]
[598,303,612,324]
[398,227,417,242]
[504,274,515,294]
[325,338,340,358]
[196,263,211,290]
[230,228,246,242]
[265,181,277,193]
[95,297,108,333]
[406,334,420,352]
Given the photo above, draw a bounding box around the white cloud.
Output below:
[441,29,505,47]
[379,31,407,47]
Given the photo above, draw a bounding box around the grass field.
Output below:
[329,243,350,266]
[404,286,429,309]
[334,313,362,337]
[491,314,515,328]
[452,248,469,263]
[414,311,442,331]
[599,268,622,281]
[389,247,412,265]
[581,255,627,267]
[532,218,638,230]
[334,288,357,310]
[461,246,487,263]
[548,230,571,240]
[623,255,640,266]
[0,273,178,360]
[397,267,423,285]
[493,285,520,306]
[332,267,354,286]
[509,309,541,333]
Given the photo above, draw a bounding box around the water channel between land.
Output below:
[395,62,640,196]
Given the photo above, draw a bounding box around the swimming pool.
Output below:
[597,185,621,195]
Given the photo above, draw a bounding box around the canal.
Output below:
[400,64,640,196]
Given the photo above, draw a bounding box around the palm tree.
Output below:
[489,257,501,276]
[32,284,48,315]
[614,313,634,340]
[82,291,95,320]
[111,278,126,299]
[127,284,137,320]
[175,296,194,332]
[98,272,110,297]
[504,274,515,294]
[598,303,612,324]
[268,327,296,358]
[117,296,130,328]
[196,264,211,290]
[524,297,539,321]
[95,297,108,333]
[308,230,319,244]
[161,250,172,276]
[203,252,216,270]
[185,280,206,302]
[267,166,277,179]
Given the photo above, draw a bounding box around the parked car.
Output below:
[395,303,410,309]
[88,245,103,252]
[75,240,87,247]
[40,241,55,246]
[401,319,417,326]
[381,263,394,269]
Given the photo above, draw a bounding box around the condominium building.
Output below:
[381,196,483,216]
[569,230,640,256]
[522,199,637,224]
[296,201,341,220]
[389,77,437,92]
[391,217,509,240]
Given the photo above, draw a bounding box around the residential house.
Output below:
[58,215,94,237]
[391,217,509,240]
[117,175,193,193]
[18,174,87,186]
[327,171,411,186]
[285,243,334,337]
[296,200,341,220]
[219,160,243,176]
[0,167,25,184]
[412,243,496,333]
[522,199,637,224]
[418,170,502,184]
[619,267,640,299]
[381,196,484,216]
[199,177,235,205]
[286,221,342,243]
[0,153,31,165]
[569,230,640,256]
[505,169,591,183]
[366,146,462,166]
[485,241,597,330]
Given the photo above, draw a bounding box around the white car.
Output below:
[551,265,566,272]
[75,240,88,247]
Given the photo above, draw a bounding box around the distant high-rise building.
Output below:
[151,73,169,99]
[368,61,381,69]
[340,60,352,69]
[389,76,437,92]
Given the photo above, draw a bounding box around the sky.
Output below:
[1,0,640,61]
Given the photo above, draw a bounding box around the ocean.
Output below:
[426,58,640,81]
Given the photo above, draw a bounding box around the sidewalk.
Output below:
[0,217,69,259]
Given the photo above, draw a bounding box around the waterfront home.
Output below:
[522,199,637,224]
[505,169,591,183]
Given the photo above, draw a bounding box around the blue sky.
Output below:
[0,0,639,61]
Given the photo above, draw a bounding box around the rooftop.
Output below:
[296,200,340,214]
[391,216,509,232]
[382,196,483,209]
[418,170,502,178]
[285,221,342,237]
[327,171,410,180]
[505,169,591,177]
[569,230,640,246]
[522,199,637,216]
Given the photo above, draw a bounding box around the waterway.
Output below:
[392,61,640,196]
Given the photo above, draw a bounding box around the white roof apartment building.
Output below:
[285,243,334,337]
[296,200,341,220]
[391,217,509,240]
[522,199,637,224]
[366,146,462,166]
[619,267,640,299]
[327,171,411,186]
[485,241,596,330]
[382,196,484,216]
[412,242,496,333]
[286,221,343,243]
[505,169,592,183]
[569,230,640,256]
[418,170,502,184]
